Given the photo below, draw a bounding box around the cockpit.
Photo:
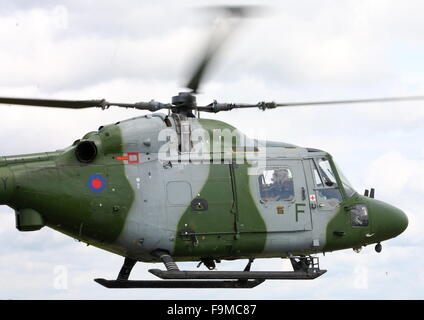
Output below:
[256,151,358,208]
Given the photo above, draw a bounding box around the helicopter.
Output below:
[0,6,414,289]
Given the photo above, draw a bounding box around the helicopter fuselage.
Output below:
[0,114,408,263]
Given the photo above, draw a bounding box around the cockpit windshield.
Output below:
[334,162,356,198]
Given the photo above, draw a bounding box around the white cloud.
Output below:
[0,0,424,299]
[367,151,424,196]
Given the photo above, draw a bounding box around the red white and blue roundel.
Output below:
[88,174,106,193]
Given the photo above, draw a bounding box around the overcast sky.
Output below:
[0,0,424,299]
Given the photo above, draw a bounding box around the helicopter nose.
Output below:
[385,206,408,238]
[371,200,408,241]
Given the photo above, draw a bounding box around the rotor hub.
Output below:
[172,92,197,108]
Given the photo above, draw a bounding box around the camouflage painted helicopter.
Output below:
[0,7,414,288]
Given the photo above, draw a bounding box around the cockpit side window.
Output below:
[312,158,343,202]
[313,167,324,188]
[316,158,338,187]
[259,168,294,202]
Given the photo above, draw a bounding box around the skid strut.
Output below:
[117,257,137,281]
[95,255,326,289]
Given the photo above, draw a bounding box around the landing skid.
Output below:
[95,279,264,289]
[149,269,325,280]
[94,254,326,289]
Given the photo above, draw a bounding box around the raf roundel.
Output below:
[88,174,106,193]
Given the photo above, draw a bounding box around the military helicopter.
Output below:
[0,6,414,289]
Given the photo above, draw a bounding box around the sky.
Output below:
[0,0,424,299]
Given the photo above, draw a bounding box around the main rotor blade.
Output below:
[0,97,107,109]
[0,96,173,112]
[197,96,424,112]
[273,96,424,108]
[186,6,253,93]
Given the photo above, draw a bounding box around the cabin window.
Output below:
[350,204,369,227]
[258,168,294,201]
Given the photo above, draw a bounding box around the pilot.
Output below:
[267,169,294,201]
